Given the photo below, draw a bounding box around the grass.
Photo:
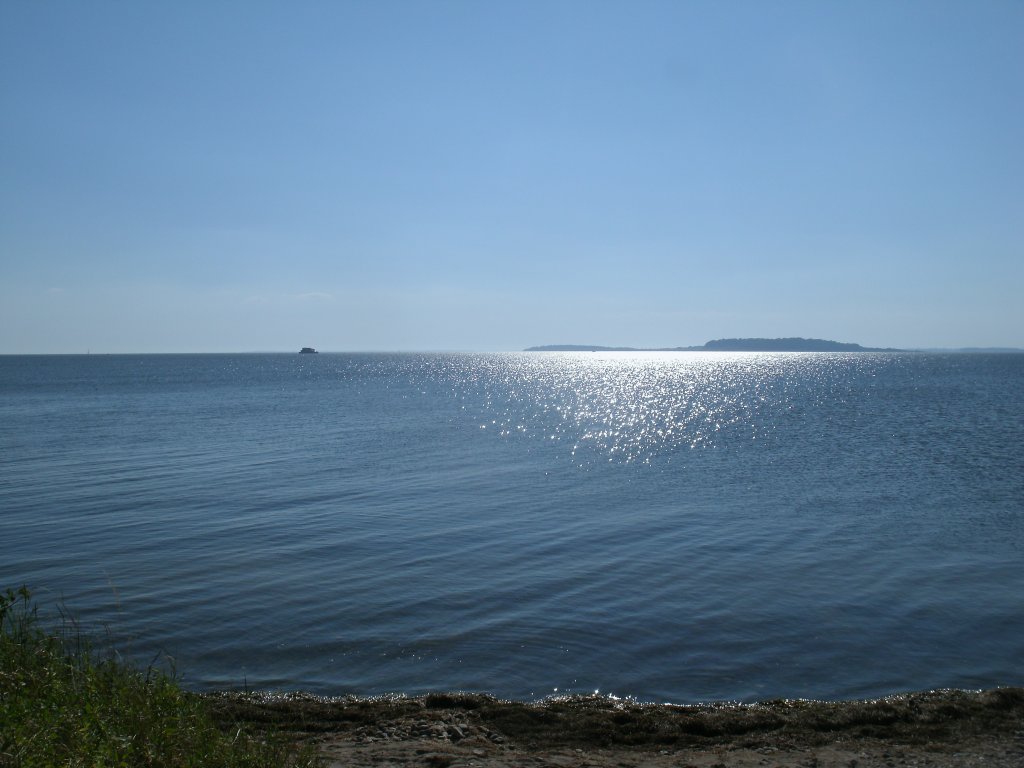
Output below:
[0,587,323,768]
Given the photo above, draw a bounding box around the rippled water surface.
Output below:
[2,352,1022,702]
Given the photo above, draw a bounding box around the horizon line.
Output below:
[3,347,1023,356]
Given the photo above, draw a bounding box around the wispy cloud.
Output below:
[243,291,334,305]
[292,292,334,301]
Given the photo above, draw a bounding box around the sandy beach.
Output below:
[206,686,1024,767]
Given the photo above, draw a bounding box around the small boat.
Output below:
[299,347,318,354]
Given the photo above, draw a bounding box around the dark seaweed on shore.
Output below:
[204,687,1024,751]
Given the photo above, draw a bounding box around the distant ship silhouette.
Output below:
[299,347,318,354]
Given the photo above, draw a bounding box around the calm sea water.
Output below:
[1,352,1022,703]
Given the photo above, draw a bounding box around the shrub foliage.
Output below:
[0,587,321,768]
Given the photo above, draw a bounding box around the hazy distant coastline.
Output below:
[525,337,901,352]
[526,338,1024,353]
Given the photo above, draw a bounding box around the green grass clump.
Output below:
[0,587,322,768]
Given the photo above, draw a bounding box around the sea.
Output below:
[1,351,1022,704]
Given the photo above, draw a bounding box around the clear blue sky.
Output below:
[2,1,1021,352]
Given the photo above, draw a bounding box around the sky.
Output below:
[1,1,1022,353]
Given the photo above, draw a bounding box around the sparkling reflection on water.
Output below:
[441,352,885,465]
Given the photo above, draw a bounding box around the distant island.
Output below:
[525,338,902,353]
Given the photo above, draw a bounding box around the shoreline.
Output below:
[205,686,1024,767]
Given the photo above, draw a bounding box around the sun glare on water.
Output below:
[446,351,883,467]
